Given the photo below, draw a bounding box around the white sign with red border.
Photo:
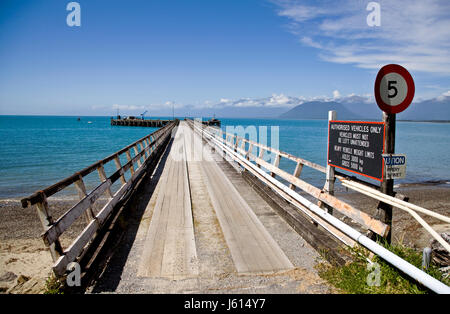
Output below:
[374,64,415,114]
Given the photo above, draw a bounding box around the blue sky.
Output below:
[1,0,449,116]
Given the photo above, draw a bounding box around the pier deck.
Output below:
[89,122,325,293]
[137,125,198,279]
[137,123,292,279]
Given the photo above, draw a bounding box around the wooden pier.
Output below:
[110,117,221,127]
[20,118,449,293]
[111,117,171,127]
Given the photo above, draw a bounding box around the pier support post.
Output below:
[35,194,63,262]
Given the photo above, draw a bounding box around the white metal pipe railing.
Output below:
[339,179,450,253]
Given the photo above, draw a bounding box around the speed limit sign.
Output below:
[374,64,415,114]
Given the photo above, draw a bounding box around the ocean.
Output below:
[1,116,449,199]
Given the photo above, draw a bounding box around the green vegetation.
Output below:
[317,242,449,294]
[44,275,64,294]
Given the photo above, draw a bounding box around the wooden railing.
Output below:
[21,121,177,277]
[186,119,390,241]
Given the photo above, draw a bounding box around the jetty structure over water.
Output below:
[110,116,220,127]
[20,118,450,293]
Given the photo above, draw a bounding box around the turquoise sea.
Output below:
[0,116,449,199]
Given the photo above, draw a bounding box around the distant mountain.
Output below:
[398,96,450,120]
[278,97,450,121]
[340,96,381,119]
[279,101,362,120]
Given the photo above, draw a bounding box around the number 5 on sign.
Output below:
[374,64,415,114]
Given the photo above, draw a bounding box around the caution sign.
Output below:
[328,121,385,181]
[382,154,407,179]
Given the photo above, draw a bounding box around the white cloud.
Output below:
[112,104,145,111]
[277,4,328,22]
[436,90,450,101]
[273,0,450,74]
[191,92,373,109]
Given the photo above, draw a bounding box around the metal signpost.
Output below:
[374,64,415,243]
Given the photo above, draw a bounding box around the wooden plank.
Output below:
[74,177,95,223]
[138,142,145,162]
[35,196,63,262]
[97,164,113,198]
[246,143,253,160]
[53,219,99,276]
[234,138,240,152]
[114,156,127,185]
[271,154,280,177]
[188,124,293,274]
[138,126,198,278]
[289,161,303,190]
[241,170,347,266]
[201,156,293,273]
[42,180,111,246]
[257,148,264,168]
[133,145,142,167]
[125,150,135,176]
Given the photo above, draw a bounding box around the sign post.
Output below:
[374,64,415,243]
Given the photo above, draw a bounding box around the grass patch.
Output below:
[316,242,449,294]
[44,275,64,294]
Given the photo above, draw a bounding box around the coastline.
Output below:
[0,183,448,293]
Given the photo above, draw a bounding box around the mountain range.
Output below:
[278,96,450,121]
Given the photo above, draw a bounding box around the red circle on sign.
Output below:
[374,64,415,114]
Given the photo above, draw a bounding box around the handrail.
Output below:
[21,121,177,276]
